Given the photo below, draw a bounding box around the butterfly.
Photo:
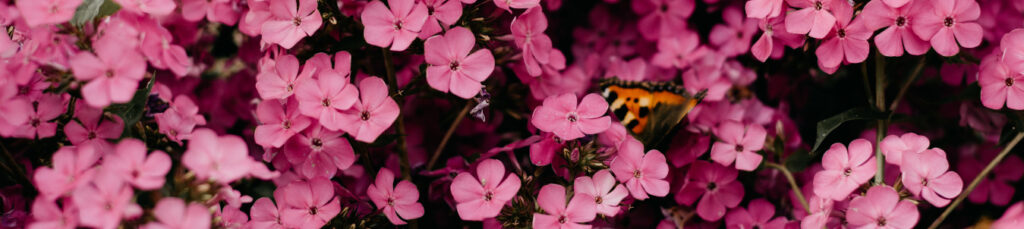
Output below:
[599,78,705,146]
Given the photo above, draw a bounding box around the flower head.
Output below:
[450,159,522,221]
[367,168,424,225]
[255,98,313,148]
[725,199,789,229]
[911,0,983,56]
[880,132,931,166]
[261,0,322,49]
[279,178,342,228]
[813,139,878,201]
[70,36,146,108]
[283,125,356,179]
[424,27,495,99]
[531,93,612,141]
[336,77,400,143]
[182,129,256,184]
[676,160,745,221]
[846,186,920,229]
[102,139,172,190]
[33,146,98,201]
[573,170,629,216]
[710,121,767,171]
[15,0,81,27]
[532,184,597,229]
[142,198,211,229]
[361,0,429,51]
[610,139,670,200]
[901,148,963,207]
[295,68,359,131]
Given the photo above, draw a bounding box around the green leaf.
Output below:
[810,107,886,153]
[70,0,119,26]
[107,78,154,138]
[784,149,813,173]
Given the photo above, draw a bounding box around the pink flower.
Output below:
[182,129,256,184]
[651,29,709,69]
[532,184,597,229]
[182,0,241,25]
[284,125,356,179]
[900,148,962,207]
[418,0,462,39]
[676,160,745,222]
[70,37,147,108]
[752,16,806,62]
[73,175,142,229]
[102,139,172,190]
[860,0,930,57]
[531,93,611,141]
[493,0,539,12]
[610,139,670,200]
[11,94,64,139]
[511,8,554,77]
[880,132,930,166]
[710,7,759,57]
[529,133,562,166]
[710,121,767,171]
[255,99,313,148]
[813,139,878,201]
[845,186,919,229]
[959,153,1023,206]
[256,54,313,100]
[33,146,98,201]
[367,168,424,225]
[336,77,400,143]
[217,205,249,228]
[278,178,342,228]
[993,202,1024,229]
[248,190,286,229]
[979,53,1024,110]
[815,2,871,73]
[450,159,522,221]
[28,198,77,229]
[573,170,628,217]
[142,198,211,229]
[261,0,322,49]
[785,0,842,38]
[632,0,695,40]
[0,82,30,129]
[361,0,429,51]
[1002,29,1024,74]
[115,0,176,16]
[294,68,358,131]
[424,27,495,99]
[64,103,122,152]
[725,199,789,229]
[745,0,784,19]
[154,95,207,144]
[911,0,982,56]
[15,0,81,27]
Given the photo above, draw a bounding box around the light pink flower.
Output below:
[182,128,255,184]
[283,125,356,179]
[845,186,919,229]
[424,27,495,99]
[15,0,81,27]
[901,148,962,207]
[73,175,142,229]
[632,0,695,40]
[745,0,784,19]
[262,0,322,49]
[450,159,522,221]
[33,146,98,201]
[573,170,628,217]
[911,0,982,56]
[993,202,1024,229]
[511,7,554,77]
[813,139,878,201]
[70,37,147,108]
[531,93,611,141]
[676,160,745,222]
[279,178,341,228]
[725,199,788,229]
[256,54,314,100]
[532,184,597,229]
[115,0,176,16]
[103,139,171,190]
[651,29,709,69]
[1002,29,1024,74]
[154,95,207,144]
[529,133,562,166]
[418,0,462,39]
[752,16,806,62]
[142,198,211,229]
[860,0,930,57]
[0,81,30,129]
[979,53,1024,110]
[28,198,77,229]
[182,0,241,25]
[247,189,286,229]
[710,121,767,171]
[493,0,539,12]
[785,0,841,38]
[217,205,249,229]
[815,2,871,73]
[610,139,670,200]
[367,168,424,225]
[64,103,123,152]
[11,94,64,139]
[710,7,759,57]
[255,99,313,148]
[336,77,400,143]
[361,0,429,51]
[880,132,930,166]
[294,68,359,131]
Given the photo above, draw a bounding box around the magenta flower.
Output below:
[531,93,611,141]
[494,0,539,12]
[367,168,424,225]
[511,7,555,77]
[450,159,522,221]
[880,132,930,166]
[752,16,806,62]
[709,7,759,57]
[279,178,342,228]
[283,125,356,179]
[911,0,982,56]
[70,37,147,108]
[676,160,745,221]
[424,27,495,99]
[15,0,81,27]
[182,128,257,184]
[725,199,789,229]
[295,68,359,131]
[418,0,462,39]
[33,146,98,201]
[632,0,695,40]
[745,0,784,19]
[28,198,78,229]
[710,120,767,171]
[573,170,628,217]
[248,190,286,229]
[815,2,871,73]
[11,94,64,139]
[361,0,429,51]
[901,148,963,207]
[529,133,562,166]
[336,77,400,143]
[73,175,142,229]
[860,0,930,57]
[64,103,122,153]
[142,198,211,229]
[610,139,670,200]
[846,186,920,229]
[980,33,1024,110]
[993,202,1024,229]
[255,99,313,148]
[785,0,841,39]
[103,139,172,190]
[262,0,322,49]
[256,54,313,100]
[959,153,1023,206]
[813,139,878,201]
[532,184,597,229]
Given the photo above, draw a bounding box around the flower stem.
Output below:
[426,100,473,170]
[382,48,412,181]
[874,52,887,185]
[928,132,1024,229]
[765,162,810,213]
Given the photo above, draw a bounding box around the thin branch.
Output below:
[381,48,412,181]
[873,52,887,185]
[928,132,1024,229]
[765,162,810,213]
[426,101,473,170]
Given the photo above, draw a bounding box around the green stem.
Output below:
[426,100,473,170]
[381,48,412,181]
[886,56,928,122]
[928,132,1024,229]
[765,162,810,213]
[873,52,887,185]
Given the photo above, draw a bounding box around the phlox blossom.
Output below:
[911,0,982,56]
[141,198,211,229]
[710,120,767,171]
[361,0,429,51]
[367,168,424,225]
[676,160,745,222]
[336,77,401,143]
[450,159,522,221]
[611,139,670,200]
[262,0,322,49]
[531,93,612,141]
[573,170,629,217]
[424,27,495,99]
[901,148,963,207]
[532,184,597,229]
[845,186,920,229]
[813,139,878,201]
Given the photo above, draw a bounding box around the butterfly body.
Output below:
[599,78,705,146]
